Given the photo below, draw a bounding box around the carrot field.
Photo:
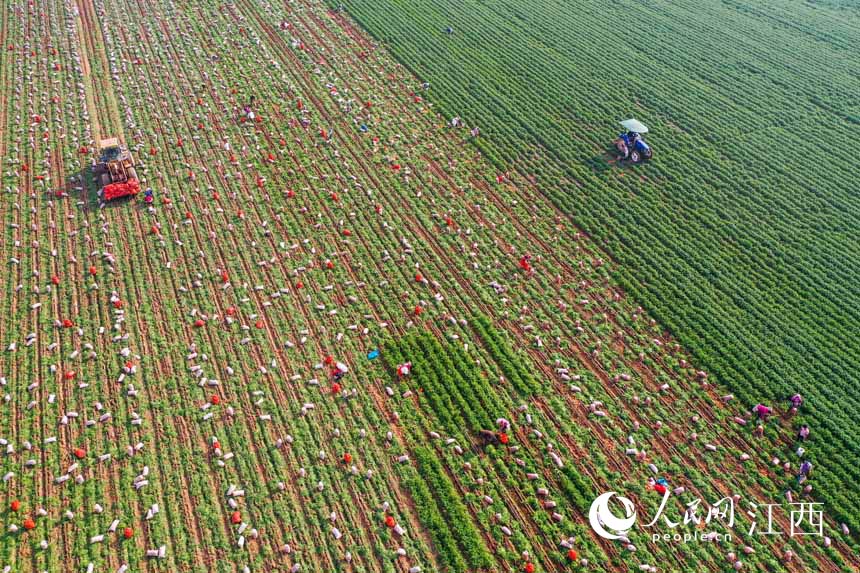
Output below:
[0,0,857,571]
[332,0,860,555]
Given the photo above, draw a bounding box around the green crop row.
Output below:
[330,0,860,541]
[412,446,494,570]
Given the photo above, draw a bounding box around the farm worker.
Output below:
[421,81,430,90]
[144,189,154,204]
[798,425,810,441]
[496,418,511,431]
[789,394,803,414]
[470,126,480,137]
[243,97,256,121]
[450,116,461,127]
[753,403,772,421]
[396,362,412,378]
[519,254,532,273]
[798,460,813,482]
[332,362,348,382]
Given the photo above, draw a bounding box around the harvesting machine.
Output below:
[614,119,653,163]
[94,137,140,200]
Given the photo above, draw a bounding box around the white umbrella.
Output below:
[620,119,649,134]
[335,362,349,373]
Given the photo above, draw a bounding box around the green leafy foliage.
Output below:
[331,0,860,535]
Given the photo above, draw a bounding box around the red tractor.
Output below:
[94,137,140,200]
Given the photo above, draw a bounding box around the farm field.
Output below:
[0,1,856,573]
[330,0,860,549]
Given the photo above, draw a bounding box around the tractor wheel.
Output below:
[643,148,653,160]
[99,173,111,188]
[630,150,641,163]
[127,167,138,181]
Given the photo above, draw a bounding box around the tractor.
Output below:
[614,119,653,163]
[93,137,140,201]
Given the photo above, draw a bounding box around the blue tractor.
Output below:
[614,119,653,163]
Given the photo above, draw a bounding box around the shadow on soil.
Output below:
[584,152,614,174]
[585,148,649,174]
